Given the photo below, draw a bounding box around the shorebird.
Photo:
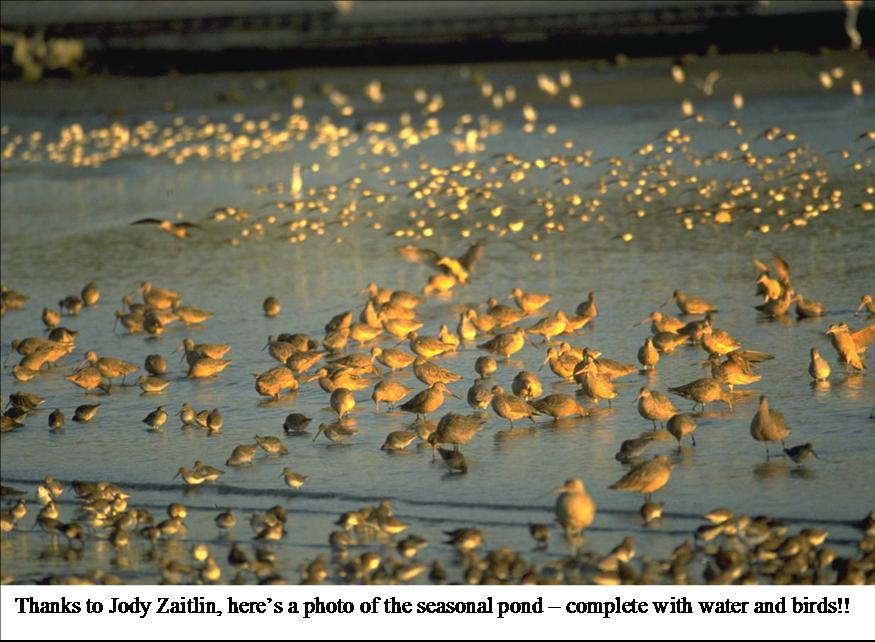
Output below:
[1,287,28,310]
[665,290,717,315]
[330,388,356,419]
[668,377,732,411]
[704,353,761,391]
[413,358,463,386]
[755,289,793,318]
[383,317,423,340]
[174,304,213,325]
[512,371,543,400]
[283,413,312,434]
[652,331,689,354]
[478,327,526,359]
[701,325,741,356]
[466,380,493,412]
[175,467,208,486]
[586,352,637,380]
[131,217,199,239]
[474,356,498,379]
[206,409,223,433]
[407,332,454,359]
[486,298,526,327]
[750,395,791,459]
[81,281,100,306]
[349,322,383,345]
[825,323,867,370]
[637,337,659,370]
[372,380,413,413]
[226,444,258,466]
[527,312,567,342]
[610,454,674,501]
[438,447,468,473]
[307,367,370,392]
[58,295,83,316]
[531,394,589,419]
[66,367,109,393]
[143,406,168,431]
[188,357,232,378]
[542,347,578,380]
[73,404,100,423]
[263,296,281,317]
[574,357,617,406]
[144,354,167,376]
[82,351,138,385]
[253,367,298,399]
[139,282,181,309]
[458,310,478,341]
[856,295,875,317]
[529,523,550,547]
[554,478,597,538]
[784,443,817,465]
[427,413,486,454]
[576,292,598,321]
[255,434,289,456]
[194,461,223,482]
[8,392,45,410]
[794,294,825,319]
[215,509,237,530]
[48,409,64,430]
[281,468,309,489]
[490,385,542,426]
[511,288,551,314]
[443,528,484,552]
[399,382,459,418]
[636,387,678,428]
[264,336,298,363]
[371,346,416,371]
[381,431,418,451]
[640,501,664,525]
[636,310,683,334]
[42,307,60,329]
[808,348,831,381]
[313,421,358,444]
[180,338,231,363]
[136,376,170,394]
[667,413,697,446]
[178,402,196,427]
[328,352,382,376]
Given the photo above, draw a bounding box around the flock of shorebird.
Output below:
[2,55,874,584]
[1,244,873,584]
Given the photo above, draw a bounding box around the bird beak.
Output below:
[173,471,180,479]
[261,342,269,351]
[449,390,461,400]
[856,301,865,315]
[633,316,648,327]
[811,449,819,459]
[312,427,323,442]
[660,296,672,308]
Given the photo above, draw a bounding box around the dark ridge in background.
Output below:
[1,0,873,78]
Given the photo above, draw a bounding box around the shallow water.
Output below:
[1,58,874,584]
